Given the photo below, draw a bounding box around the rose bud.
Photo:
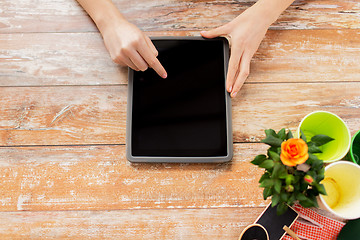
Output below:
[285,185,294,192]
[304,175,314,185]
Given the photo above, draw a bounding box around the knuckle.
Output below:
[112,56,123,65]
[130,40,138,48]
[147,58,157,67]
[119,47,130,56]
[131,36,142,48]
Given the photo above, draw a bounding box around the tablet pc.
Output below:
[126,36,232,163]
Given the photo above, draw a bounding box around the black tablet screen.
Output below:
[131,39,228,157]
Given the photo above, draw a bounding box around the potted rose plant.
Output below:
[251,128,333,215]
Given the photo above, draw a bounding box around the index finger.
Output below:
[138,39,167,78]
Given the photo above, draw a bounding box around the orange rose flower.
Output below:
[280,138,309,166]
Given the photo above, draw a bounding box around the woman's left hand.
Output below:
[201,7,271,98]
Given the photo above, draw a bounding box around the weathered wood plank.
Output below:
[0,0,356,238]
[0,207,264,239]
[0,32,126,86]
[0,144,268,211]
[1,29,359,86]
[232,82,360,142]
[120,0,360,31]
[0,86,127,146]
[252,29,360,84]
[0,0,359,34]
[0,82,360,146]
[0,0,96,33]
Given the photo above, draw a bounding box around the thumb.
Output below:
[201,25,227,39]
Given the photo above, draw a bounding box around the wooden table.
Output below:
[1,0,359,239]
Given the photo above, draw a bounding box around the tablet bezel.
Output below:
[126,36,232,163]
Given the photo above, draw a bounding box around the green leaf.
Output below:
[272,162,282,178]
[261,135,283,148]
[296,193,307,201]
[317,168,325,181]
[287,193,296,205]
[307,154,324,171]
[259,160,274,170]
[260,179,274,188]
[286,130,293,140]
[308,195,319,208]
[299,198,316,208]
[269,146,280,155]
[277,128,286,140]
[272,194,280,207]
[274,179,282,194]
[278,167,288,179]
[308,145,323,154]
[308,154,323,169]
[293,174,301,185]
[306,188,318,198]
[280,192,290,202]
[300,180,309,192]
[315,183,327,195]
[259,172,270,184]
[276,203,289,215]
[300,129,307,142]
[272,162,287,179]
[268,151,281,162]
[263,187,273,200]
[265,129,278,138]
[306,153,315,165]
[251,154,267,165]
[311,134,335,146]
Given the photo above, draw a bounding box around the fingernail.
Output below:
[231,91,237,98]
[162,73,167,78]
[228,86,232,92]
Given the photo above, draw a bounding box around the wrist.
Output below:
[248,0,294,27]
[89,0,127,34]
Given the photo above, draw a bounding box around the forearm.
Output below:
[76,0,167,78]
[76,0,125,33]
[245,0,295,27]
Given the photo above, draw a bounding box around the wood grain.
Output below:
[0,82,359,146]
[1,29,359,86]
[0,86,126,146]
[251,29,360,83]
[119,0,360,31]
[1,0,359,34]
[0,207,265,239]
[232,82,360,142]
[0,0,96,34]
[0,0,355,238]
[0,144,268,211]
[0,33,125,86]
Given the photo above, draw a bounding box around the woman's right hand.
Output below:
[100,19,167,78]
